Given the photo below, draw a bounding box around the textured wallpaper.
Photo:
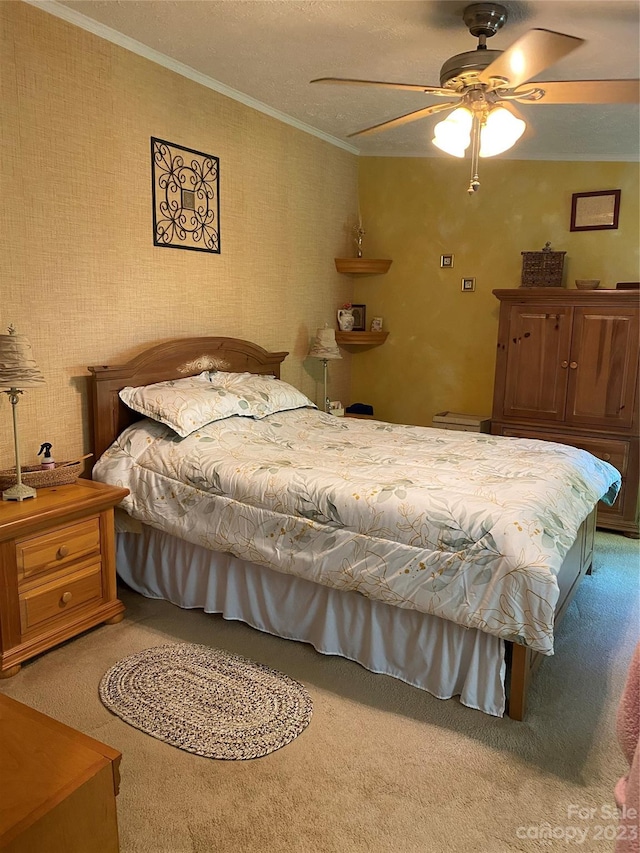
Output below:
[1,1,357,469]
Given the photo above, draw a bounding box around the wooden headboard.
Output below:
[87,336,289,462]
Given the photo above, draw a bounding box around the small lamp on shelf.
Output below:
[0,326,45,501]
[308,326,341,413]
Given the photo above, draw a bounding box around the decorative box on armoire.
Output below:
[490,288,639,537]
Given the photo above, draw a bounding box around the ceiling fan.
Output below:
[311,2,639,193]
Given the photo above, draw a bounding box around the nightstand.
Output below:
[0,480,129,677]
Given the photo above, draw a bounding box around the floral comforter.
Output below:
[93,408,620,654]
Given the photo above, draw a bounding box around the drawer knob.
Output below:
[60,591,73,605]
[602,453,612,462]
[57,545,70,559]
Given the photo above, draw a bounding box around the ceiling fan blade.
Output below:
[347,101,460,138]
[311,77,453,96]
[478,28,584,89]
[513,79,640,104]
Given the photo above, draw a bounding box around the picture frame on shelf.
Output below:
[570,189,621,232]
[351,304,366,331]
[370,317,383,332]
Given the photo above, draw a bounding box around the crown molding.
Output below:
[24,0,359,156]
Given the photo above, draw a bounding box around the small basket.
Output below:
[521,242,566,288]
[0,461,83,490]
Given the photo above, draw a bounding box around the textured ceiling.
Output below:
[44,0,640,160]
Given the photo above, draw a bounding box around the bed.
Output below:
[88,336,620,719]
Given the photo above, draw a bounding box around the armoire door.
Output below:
[566,306,639,430]
[501,304,573,421]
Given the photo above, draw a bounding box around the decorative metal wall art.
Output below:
[151,138,220,253]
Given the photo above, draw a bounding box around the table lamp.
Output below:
[308,326,341,412]
[0,326,46,501]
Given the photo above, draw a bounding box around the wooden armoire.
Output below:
[491,288,639,537]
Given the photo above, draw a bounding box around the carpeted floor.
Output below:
[1,531,638,852]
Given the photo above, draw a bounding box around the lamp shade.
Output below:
[308,327,342,360]
[0,328,45,389]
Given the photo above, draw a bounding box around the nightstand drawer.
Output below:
[19,561,103,635]
[16,518,101,583]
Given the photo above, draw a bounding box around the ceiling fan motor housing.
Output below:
[441,4,508,89]
[463,3,508,38]
[439,49,503,89]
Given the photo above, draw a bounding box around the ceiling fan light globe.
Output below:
[432,107,473,157]
[432,136,468,157]
[479,106,526,157]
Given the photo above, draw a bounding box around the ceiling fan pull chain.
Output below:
[468,114,482,194]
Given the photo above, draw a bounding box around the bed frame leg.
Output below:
[505,508,596,721]
[507,642,532,721]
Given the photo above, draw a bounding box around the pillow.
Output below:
[206,371,316,418]
[119,373,253,438]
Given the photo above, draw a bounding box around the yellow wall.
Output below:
[1,2,357,468]
[354,157,639,426]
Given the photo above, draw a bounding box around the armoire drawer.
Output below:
[500,428,629,477]
[499,427,629,523]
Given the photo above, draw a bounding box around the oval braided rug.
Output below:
[99,643,313,760]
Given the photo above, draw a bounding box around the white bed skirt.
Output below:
[116,526,506,716]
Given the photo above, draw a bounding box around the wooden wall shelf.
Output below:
[334,258,392,275]
[335,331,388,346]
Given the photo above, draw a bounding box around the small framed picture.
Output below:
[351,304,366,331]
[570,189,621,232]
[461,278,476,292]
[440,254,454,268]
[370,317,383,332]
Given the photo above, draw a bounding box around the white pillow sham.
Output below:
[206,371,316,418]
[119,373,253,438]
